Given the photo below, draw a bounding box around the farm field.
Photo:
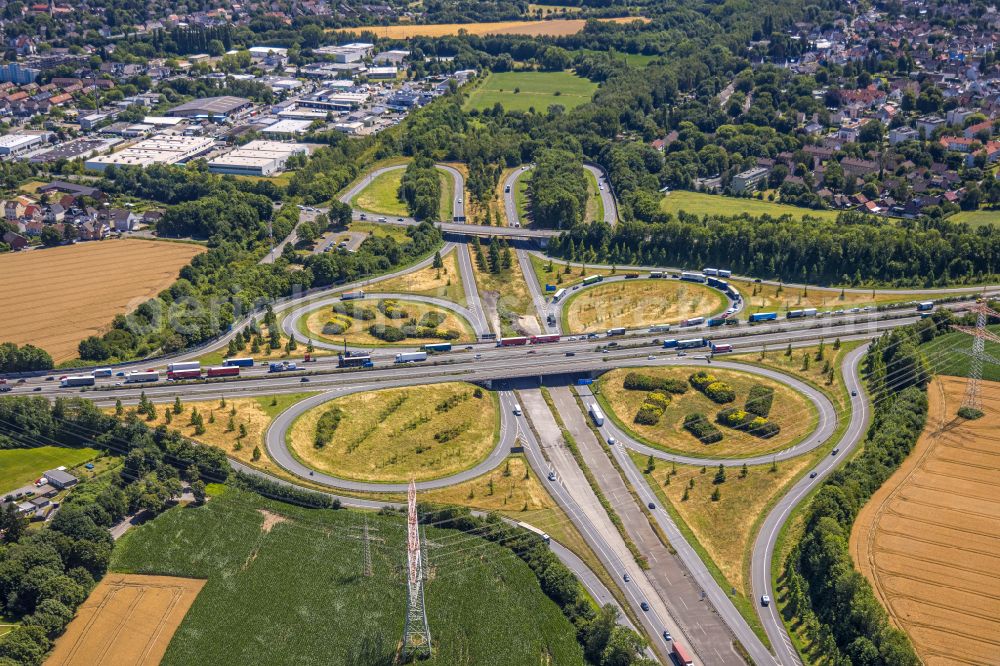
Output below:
[850,376,1000,666]
[0,446,99,493]
[110,394,315,478]
[370,248,466,305]
[466,245,539,336]
[561,278,727,333]
[660,190,840,222]
[734,279,974,316]
[46,574,206,666]
[632,451,810,601]
[331,16,645,39]
[464,71,598,113]
[0,239,204,362]
[287,382,498,483]
[597,366,815,458]
[110,488,584,665]
[923,324,1000,382]
[949,209,999,228]
[299,298,475,346]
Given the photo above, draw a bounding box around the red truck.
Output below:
[672,642,693,666]
[167,369,201,380]
[530,334,561,344]
[206,366,240,378]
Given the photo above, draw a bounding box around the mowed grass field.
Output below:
[464,71,598,113]
[300,298,476,346]
[371,248,467,305]
[331,16,645,39]
[0,239,203,362]
[110,488,584,665]
[287,382,498,483]
[597,366,815,458]
[0,446,99,493]
[562,278,726,333]
[949,209,999,228]
[47,574,206,666]
[660,190,840,222]
[850,377,1000,665]
[350,168,408,217]
[923,324,1000,382]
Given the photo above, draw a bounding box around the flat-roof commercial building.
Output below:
[168,96,253,121]
[298,91,369,112]
[0,133,46,156]
[84,135,215,172]
[262,119,313,138]
[207,140,308,177]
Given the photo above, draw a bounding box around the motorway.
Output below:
[9,161,994,664]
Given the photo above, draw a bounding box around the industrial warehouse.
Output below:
[207,140,309,176]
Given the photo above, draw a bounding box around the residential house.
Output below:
[2,231,27,250]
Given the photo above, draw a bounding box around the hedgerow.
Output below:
[683,412,723,444]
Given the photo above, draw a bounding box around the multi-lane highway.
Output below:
[7,167,987,666]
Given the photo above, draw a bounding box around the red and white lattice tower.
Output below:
[401,479,431,661]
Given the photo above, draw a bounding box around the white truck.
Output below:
[395,351,428,363]
[61,375,96,387]
[166,361,200,373]
[125,371,160,383]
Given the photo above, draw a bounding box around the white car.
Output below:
[760,595,771,607]
[607,437,617,446]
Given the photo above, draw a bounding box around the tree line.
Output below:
[548,214,1000,286]
[529,150,589,229]
[399,157,443,221]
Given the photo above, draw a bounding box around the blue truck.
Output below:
[224,357,255,368]
[749,312,777,323]
[707,318,727,327]
[662,339,678,349]
[423,342,452,352]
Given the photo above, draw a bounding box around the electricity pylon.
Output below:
[950,301,1000,412]
[401,480,431,661]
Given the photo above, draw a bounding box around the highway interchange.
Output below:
[8,162,996,666]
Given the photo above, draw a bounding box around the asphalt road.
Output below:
[337,162,466,225]
[518,388,669,663]
[583,162,618,226]
[550,386,742,666]
[750,343,871,665]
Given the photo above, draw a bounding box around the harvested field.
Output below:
[562,278,727,333]
[597,366,815,458]
[45,573,205,666]
[851,376,1000,666]
[0,240,203,362]
[286,382,498,483]
[331,16,647,39]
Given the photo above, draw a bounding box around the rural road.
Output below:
[337,162,466,224]
[584,162,618,226]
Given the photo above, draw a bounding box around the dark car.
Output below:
[300,377,311,383]
[565,352,576,357]
[647,502,655,510]
[623,573,630,582]
[464,346,473,350]
[662,630,672,642]
[640,602,650,612]
[809,471,818,479]
[831,448,840,456]
[851,390,858,396]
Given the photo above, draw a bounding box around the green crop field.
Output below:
[464,71,598,113]
[660,190,841,222]
[0,446,99,493]
[949,209,999,229]
[111,488,584,666]
[923,324,1000,382]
